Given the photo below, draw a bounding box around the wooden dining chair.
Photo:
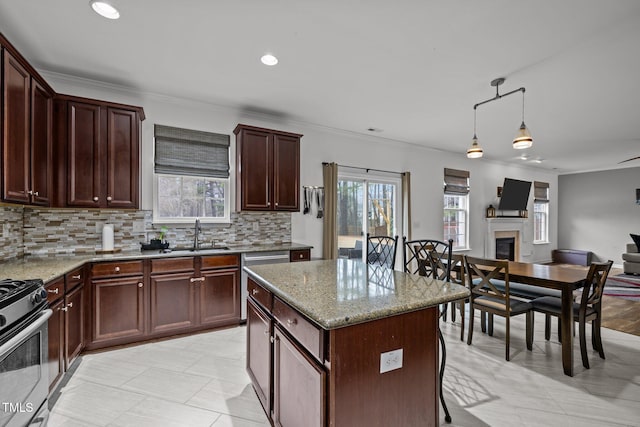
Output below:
[531,260,613,369]
[465,256,533,361]
[366,233,398,268]
[447,253,467,341]
[402,237,453,423]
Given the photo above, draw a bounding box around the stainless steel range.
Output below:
[0,278,52,427]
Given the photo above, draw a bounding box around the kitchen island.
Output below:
[244,259,469,427]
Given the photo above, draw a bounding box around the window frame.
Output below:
[444,192,470,251]
[153,173,231,224]
[533,181,550,244]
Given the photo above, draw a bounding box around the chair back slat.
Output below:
[465,256,510,303]
[402,238,453,281]
[580,260,613,308]
[366,234,398,268]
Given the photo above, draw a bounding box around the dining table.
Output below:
[502,261,590,376]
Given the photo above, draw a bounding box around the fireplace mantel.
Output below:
[485,218,533,262]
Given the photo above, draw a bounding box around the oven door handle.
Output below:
[0,309,52,356]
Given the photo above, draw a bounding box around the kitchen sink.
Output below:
[170,246,231,252]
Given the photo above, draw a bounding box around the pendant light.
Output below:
[513,89,533,149]
[468,78,533,157]
[467,108,483,158]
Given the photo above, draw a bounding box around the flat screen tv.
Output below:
[498,178,531,211]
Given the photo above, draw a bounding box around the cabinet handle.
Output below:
[60,306,68,312]
[252,288,259,295]
[48,288,59,294]
[93,196,99,202]
[114,266,121,273]
[107,196,112,201]
[286,318,297,327]
[190,277,205,282]
[270,336,274,343]
[72,274,81,280]
[138,282,143,288]
[34,191,39,196]
[275,202,278,207]
[67,302,73,308]
[28,190,39,196]
[299,254,304,259]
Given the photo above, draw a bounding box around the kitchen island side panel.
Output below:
[328,307,439,427]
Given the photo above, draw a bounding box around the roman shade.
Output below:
[154,124,230,178]
[534,181,549,203]
[444,168,470,194]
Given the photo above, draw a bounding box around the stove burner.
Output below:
[0,279,27,295]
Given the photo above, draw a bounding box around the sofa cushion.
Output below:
[622,252,640,263]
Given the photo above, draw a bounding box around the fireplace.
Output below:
[485,218,532,262]
[496,237,515,261]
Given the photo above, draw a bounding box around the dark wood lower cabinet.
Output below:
[273,326,325,427]
[149,271,196,334]
[246,298,272,414]
[64,283,85,369]
[47,297,64,390]
[92,275,145,344]
[199,268,239,326]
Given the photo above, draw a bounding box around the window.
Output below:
[443,168,469,250]
[154,125,230,223]
[533,181,549,243]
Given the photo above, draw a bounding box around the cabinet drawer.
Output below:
[91,260,143,278]
[45,277,64,304]
[65,267,84,290]
[150,257,195,274]
[290,249,310,262]
[248,277,272,311]
[273,297,322,360]
[201,254,239,269]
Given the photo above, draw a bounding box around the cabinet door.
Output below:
[149,272,196,334]
[2,49,30,203]
[106,108,139,208]
[67,101,101,206]
[47,298,65,390]
[273,326,325,427]
[199,268,239,326]
[272,133,300,211]
[238,127,272,210]
[65,284,85,369]
[30,79,52,206]
[247,298,272,415]
[92,276,145,344]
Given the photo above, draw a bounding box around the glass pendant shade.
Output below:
[513,121,533,149]
[467,135,483,158]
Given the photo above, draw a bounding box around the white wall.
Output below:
[558,167,640,266]
[44,72,560,261]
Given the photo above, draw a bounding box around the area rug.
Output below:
[603,274,640,302]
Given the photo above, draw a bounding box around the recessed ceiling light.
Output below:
[90,1,120,20]
[260,54,278,66]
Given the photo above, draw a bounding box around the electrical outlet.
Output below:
[2,223,9,238]
[132,221,145,232]
[380,348,403,373]
[253,222,260,231]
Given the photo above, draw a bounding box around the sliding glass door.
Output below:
[337,172,399,263]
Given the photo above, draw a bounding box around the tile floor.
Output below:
[48,311,640,427]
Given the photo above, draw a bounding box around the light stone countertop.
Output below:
[245,258,470,330]
[1,242,312,284]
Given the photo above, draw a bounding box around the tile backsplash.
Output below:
[1,206,291,260]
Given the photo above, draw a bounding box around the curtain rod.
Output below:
[322,162,405,176]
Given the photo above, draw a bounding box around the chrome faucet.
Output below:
[193,218,202,250]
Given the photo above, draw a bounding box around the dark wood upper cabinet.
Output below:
[2,36,54,206]
[235,124,301,212]
[55,95,144,208]
[30,79,53,205]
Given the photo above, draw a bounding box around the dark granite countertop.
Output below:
[245,259,470,329]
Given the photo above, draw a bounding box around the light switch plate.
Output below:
[380,348,403,373]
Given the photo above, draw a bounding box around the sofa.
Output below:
[623,243,640,275]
